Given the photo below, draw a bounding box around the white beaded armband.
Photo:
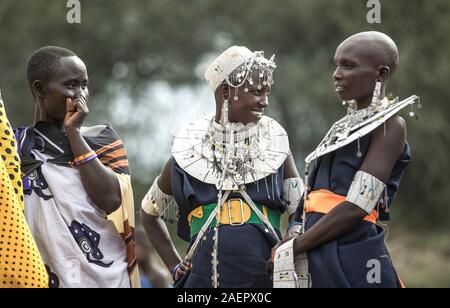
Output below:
[141,177,178,221]
[283,177,305,216]
[346,170,386,214]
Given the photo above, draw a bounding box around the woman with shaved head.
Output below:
[271,31,420,288]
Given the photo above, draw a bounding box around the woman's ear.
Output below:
[32,80,45,98]
[378,65,391,81]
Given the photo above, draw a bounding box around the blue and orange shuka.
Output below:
[295,134,410,288]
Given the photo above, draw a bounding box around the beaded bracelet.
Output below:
[74,151,97,167]
[287,220,303,230]
[287,220,303,235]
[171,263,182,280]
[74,151,95,163]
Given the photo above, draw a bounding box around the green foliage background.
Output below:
[1,0,448,287]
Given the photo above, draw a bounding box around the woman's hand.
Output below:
[64,97,88,131]
[266,234,298,274]
[173,259,192,282]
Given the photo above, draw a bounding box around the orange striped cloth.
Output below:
[84,126,139,287]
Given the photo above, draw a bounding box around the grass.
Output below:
[386,225,450,288]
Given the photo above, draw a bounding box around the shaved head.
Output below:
[337,31,399,76]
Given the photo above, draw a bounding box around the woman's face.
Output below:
[333,42,379,107]
[220,70,272,125]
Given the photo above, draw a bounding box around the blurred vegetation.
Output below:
[1,0,449,287]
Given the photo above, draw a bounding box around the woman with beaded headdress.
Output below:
[271,31,420,288]
[141,46,304,288]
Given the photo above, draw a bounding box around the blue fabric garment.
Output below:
[304,135,411,220]
[306,213,401,288]
[183,224,273,288]
[170,158,285,288]
[140,276,154,288]
[297,135,411,288]
[171,158,285,242]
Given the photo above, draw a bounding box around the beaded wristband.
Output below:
[74,151,97,167]
[76,153,98,167]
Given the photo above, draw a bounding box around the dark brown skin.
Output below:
[135,228,171,288]
[214,70,270,125]
[141,69,300,281]
[269,31,406,269]
[33,56,121,214]
[141,159,185,281]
